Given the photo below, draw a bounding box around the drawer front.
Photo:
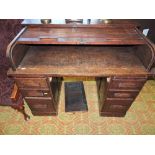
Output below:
[101,98,133,113]
[32,111,57,116]
[113,76,147,80]
[15,78,49,89]
[105,98,133,106]
[20,89,51,97]
[109,80,146,90]
[102,103,130,113]
[107,90,138,98]
[100,111,126,117]
[25,97,55,112]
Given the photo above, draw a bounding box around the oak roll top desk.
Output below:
[6,19,155,117]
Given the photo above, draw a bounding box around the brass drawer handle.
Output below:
[43,92,48,95]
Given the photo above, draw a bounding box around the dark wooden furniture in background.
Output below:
[0,20,30,120]
[6,19,155,117]
[134,19,155,43]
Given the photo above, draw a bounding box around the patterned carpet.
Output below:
[0,80,155,135]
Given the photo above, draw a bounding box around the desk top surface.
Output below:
[8,45,147,77]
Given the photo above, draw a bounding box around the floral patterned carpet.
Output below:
[0,80,155,135]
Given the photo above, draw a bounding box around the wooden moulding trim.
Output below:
[6,27,27,71]
[16,40,145,45]
[136,28,155,71]
[26,25,137,29]
[10,83,19,101]
[21,23,138,29]
[7,72,149,78]
[46,77,57,110]
[21,19,138,27]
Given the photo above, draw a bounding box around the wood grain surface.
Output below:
[7,45,147,76]
[17,27,145,45]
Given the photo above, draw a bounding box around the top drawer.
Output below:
[15,77,49,89]
[109,76,147,90]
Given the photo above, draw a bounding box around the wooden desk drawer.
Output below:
[15,78,49,89]
[102,104,129,113]
[107,90,138,98]
[113,76,147,80]
[109,79,146,90]
[20,89,51,97]
[102,98,132,113]
[104,98,133,106]
[100,111,126,117]
[25,97,55,113]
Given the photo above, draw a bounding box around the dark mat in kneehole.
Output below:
[65,81,88,112]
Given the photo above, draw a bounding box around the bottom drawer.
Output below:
[31,111,57,116]
[105,98,134,106]
[102,104,129,112]
[101,98,133,113]
[100,111,126,117]
[25,97,56,115]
